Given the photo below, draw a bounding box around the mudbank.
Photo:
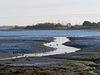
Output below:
[0,36,55,58]
[63,37,100,52]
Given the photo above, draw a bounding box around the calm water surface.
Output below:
[0,30,100,37]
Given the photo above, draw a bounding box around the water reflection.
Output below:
[24,37,79,57]
[0,37,80,60]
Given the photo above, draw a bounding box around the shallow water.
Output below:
[70,55,84,58]
[24,37,79,57]
[0,29,99,60]
[88,71,98,75]
[11,62,60,66]
[0,30,100,37]
[0,37,79,60]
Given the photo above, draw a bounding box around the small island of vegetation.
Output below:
[13,21,100,30]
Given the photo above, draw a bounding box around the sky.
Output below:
[0,0,100,26]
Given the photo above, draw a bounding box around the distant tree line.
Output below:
[24,23,65,30]
[83,21,100,26]
[16,21,100,30]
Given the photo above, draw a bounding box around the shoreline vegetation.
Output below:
[12,21,100,30]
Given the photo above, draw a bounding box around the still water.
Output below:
[0,30,100,37]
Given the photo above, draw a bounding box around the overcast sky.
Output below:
[0,0,100,26]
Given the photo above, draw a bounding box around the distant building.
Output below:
[66,23,71,28]
[97,22,100,26]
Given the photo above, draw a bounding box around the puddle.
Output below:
[11,62,61,66]
[70,55,85,58]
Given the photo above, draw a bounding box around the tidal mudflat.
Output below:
[0,35,100,75]
[0,36,54,58]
